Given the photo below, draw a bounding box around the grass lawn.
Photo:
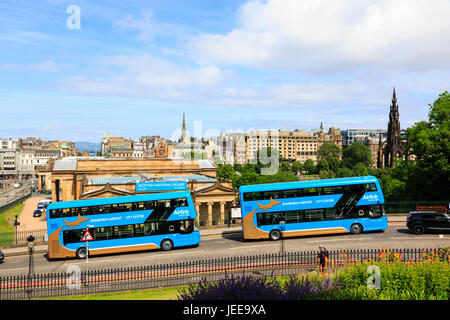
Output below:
[0,203,23,233]
[40,285,186,300]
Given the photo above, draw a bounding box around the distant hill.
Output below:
[75,142,101,152]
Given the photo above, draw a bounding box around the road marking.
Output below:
[389,236,445,240]
[229,244,280,250]
[150,250,205,257]
[307,238,372,243]
[0,267,29,273]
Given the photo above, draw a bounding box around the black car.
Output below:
[33,209,42,217]
[407,211,450,234]
[0,250,4,263]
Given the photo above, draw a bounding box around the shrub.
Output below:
[177,272,345,300]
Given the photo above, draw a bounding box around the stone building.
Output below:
[245,127,342,164]
[101,133,134,158]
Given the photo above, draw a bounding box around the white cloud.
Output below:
[187,0,450,74]
[2,60,60,72]
[59,54,226,100]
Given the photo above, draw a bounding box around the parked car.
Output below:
[0,249,4,262]
[33,209,42,217]
[407,211,450,234]
[37,203,45,211]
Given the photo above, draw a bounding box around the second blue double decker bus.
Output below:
[46,191,200,259]
[239,176,387,241]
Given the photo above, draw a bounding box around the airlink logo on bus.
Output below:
[173,208,190,216]
[363,194,379,201]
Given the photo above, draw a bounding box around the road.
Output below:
[0,182,31,207]
[0,224,448,277]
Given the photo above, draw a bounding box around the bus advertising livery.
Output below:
[46,191,200,259]
[239,176,387,240]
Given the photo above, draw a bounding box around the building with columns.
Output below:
[38,157,237,227]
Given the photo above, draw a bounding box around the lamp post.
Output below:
[26,235,35,300]
[85,225,94,286]
[27,235,35,276]
[14,215,20,245]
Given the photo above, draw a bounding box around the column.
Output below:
[220,202,225,225]
[195,203,200,226]
[207,202,213,226]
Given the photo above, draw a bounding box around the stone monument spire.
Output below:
[384,87,402,167]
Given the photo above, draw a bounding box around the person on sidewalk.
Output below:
[317,245,329,272]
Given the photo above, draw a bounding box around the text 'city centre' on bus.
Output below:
[46,191,200,259]
[239,176,387,241]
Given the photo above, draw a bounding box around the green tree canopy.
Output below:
[303,159,316,174]
[342,142,373,168]
[405,91,450,200]
[318,142,342,160]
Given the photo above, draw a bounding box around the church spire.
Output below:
[181,113,187,143]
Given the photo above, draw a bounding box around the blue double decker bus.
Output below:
[239,176,387,241]
[46,191,200,259]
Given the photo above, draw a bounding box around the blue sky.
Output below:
[1,0,449,142]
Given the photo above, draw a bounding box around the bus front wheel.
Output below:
[350,223,363,235]
[76,247,87,259]
[269,229,282,241]
[160,239,174,251]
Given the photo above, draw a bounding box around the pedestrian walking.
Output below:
[317,245,329,272]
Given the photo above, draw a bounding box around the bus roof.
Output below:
[47,190,192,210]
[239,176,379,193]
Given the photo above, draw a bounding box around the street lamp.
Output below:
[26,235,35,300]
[27,235,35,276]
[280,220,285,255]
[14,215,20,245]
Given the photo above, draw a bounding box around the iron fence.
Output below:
[0,247,445,300]
[0,229,47,247]
[384,200,449,214]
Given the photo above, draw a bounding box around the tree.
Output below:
[336,167,353,178]
[303,159,316,174]
[352,162,369,176]
[254,147,281,175]
[318,142,342,160]
[292,161,303,175]
[217,164,237,180]
[316,159,329,172]
[232,170,262,189]
[319,170,335,179]
[327,156,342,173]
[405,91,450,200]
[342,142,373,168]
[280,161,293,173]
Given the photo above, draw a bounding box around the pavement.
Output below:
[0,215,407,258]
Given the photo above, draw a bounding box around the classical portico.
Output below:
[192,181,236,226]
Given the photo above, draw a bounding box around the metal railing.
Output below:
[384,201,449,214]
[0,247,444,300]
[0,229,47,247]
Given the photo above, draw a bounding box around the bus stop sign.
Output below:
[81,230,94,242]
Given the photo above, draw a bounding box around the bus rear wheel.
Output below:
[350,223,363,235]
[76,247,87,259]
[269,229,282,241]
[160,239,174,251]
